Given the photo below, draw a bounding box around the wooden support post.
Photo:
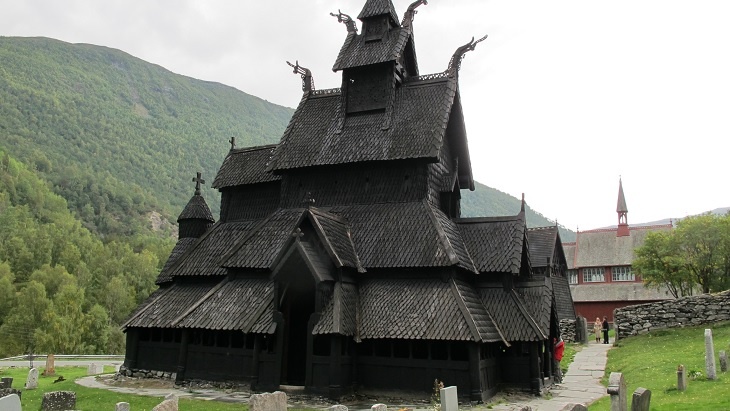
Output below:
[175,329,189,384]
[250,334,261,390]
[329,336,343,399]
[468,343,481,401]
[124,329,139,370]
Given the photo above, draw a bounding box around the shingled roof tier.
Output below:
[552,276,577,321]
[357,0,399,23]
[313,282,359,336]
[178,194,215,222]
[124,282,216,329]
[156,237,199,284]
[527,226,559,268]
[332,27,412,71]
[212,144,280,189]
[457,215,527,274]
[267,76,459,172]
[357,277,501,342]
[515,279,553,337]
[479,286,545,342]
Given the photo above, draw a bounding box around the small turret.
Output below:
[178,172,215,239]
[616,177,629,237]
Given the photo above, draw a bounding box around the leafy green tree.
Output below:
[634,231,693,298]
[0,262,16,323]
[0,281,51,356]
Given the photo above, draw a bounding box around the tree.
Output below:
[633,231,693,298]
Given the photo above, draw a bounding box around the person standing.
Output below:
[553,337,565,383]
[594,317,602,343]
[602,316,610,344]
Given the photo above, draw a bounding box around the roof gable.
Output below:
[212,144,279,189]
[267,76,459,172]
[457,215,527,274]
[571,225,672,267]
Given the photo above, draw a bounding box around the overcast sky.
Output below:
[2,0,729,230]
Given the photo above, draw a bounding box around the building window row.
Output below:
[582,267,605,283]
[611,266,634,281]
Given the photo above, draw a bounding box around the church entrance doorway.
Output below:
[277,253,317,386]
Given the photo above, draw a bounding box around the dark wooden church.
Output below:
[123,0,576,401]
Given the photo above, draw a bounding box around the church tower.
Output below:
[616,178,629,237]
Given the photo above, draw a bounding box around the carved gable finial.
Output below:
[331,10,358,33]
[446,34,488,77]
[287,60,315,92]
[192,171,205,196]
[229,136,236,150]
[302,191,316,208]
[401,0,427,28]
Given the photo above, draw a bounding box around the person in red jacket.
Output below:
[553,337,565,382]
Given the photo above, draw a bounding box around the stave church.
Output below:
[123,0,576,401]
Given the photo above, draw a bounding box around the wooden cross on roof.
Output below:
[229,137,236,150]
[193,171,205,195]
[303,191,315,208]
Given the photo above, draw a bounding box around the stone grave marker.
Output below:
[677,365,687,391]
[41,390,76,411]
[440,385,458,411]
[328,405,349,411]
[249,391,287,411]
[0,388,22,400]
[705,329,717,380]
[87,362,104,375]
[720,350,727,372]
[0,393,21,411]
[116,402,131,411]
[0,376,12,388]
[25,367,39,389]
[152,398,178,411]
[559,404,587,411]
[607,372,627,411]
[371,404,387,411]
[43,354,56,376]
[630,387,651,411]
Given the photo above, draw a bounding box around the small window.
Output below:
[431,341,448,360]
[313,336,330,356]
[567,269,578,284]
[582,267,605,283]
[393,340,410,358]
[611,266,635,282]
[412,341,429,359]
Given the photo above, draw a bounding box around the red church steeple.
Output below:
[616,177,629,237]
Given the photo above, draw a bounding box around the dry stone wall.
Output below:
[615,290,730,339]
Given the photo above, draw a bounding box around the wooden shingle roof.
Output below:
[313,282,359,337]
[175,278,273,332]
[570,225,672,268]
[267,76,459,172]
[457,215,526,274]
[357,0,399,23]
[357,277,501,342]
[527,226,559,268]
[177,194,214,222]
[552,276,577,321]
[515,279,552,336]
[479,286,546,342]
[156,237,198,284]
[330,202,476,271]
[212,145,279,190]
[124,282,216,329]
[332,27,411,71]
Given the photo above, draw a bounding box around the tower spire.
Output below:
[617,177,629,236]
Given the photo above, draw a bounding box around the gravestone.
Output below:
[677,365,687,391]
[25,367,39,389]
[87,363,104,375]
[44,354,56,376]
[328,406,349,411]
[116,402,131,411]
[0,393,21,411]
[607,372,627,411]
[440,386,458,411]
[249,391,287,411]
[559,404,587,411]
[719,350,727,372]
[0,377,12,388]
[0,388,22,400]
[371,404,387,411]
[41,391,76,411]
[630,387,651,411]
[705,329,717,380]
[152,398,178,411]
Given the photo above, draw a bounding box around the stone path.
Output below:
[75,341,613,410]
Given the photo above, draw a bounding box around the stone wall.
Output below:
[615,290,730,339]
[560,318,577,343]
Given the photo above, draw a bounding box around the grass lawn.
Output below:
[588,321,730,410]
[0,365,248,411]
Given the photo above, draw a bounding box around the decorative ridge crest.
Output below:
[310,88,342,96]
[447,34,488,77]
[287,60,315,92]
[401,0,427,28]
[330,10,358,33]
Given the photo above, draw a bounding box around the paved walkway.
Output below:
[75,341,613,410]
